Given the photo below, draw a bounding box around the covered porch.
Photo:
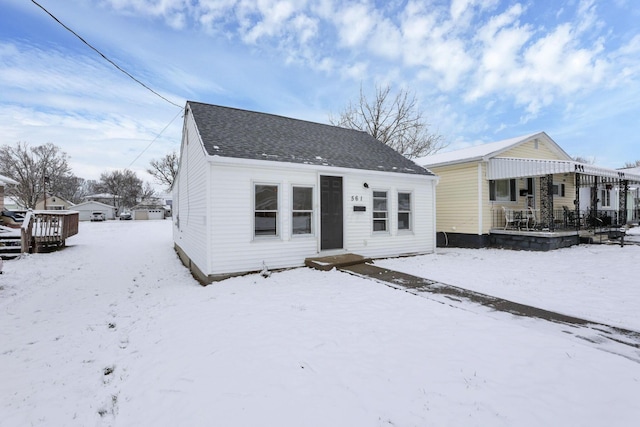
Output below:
[487,158,640,250]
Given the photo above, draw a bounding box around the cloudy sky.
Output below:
[2,0,640,184]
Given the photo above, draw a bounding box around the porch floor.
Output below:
[305,253,372,271]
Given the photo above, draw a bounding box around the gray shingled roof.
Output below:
[188,101,433,176]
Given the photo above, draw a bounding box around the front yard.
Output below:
[1,220,639,426]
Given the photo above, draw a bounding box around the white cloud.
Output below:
[367,17,402,59]
[240,0,297,43]
[399,4,472,91]
[334,3,376,48]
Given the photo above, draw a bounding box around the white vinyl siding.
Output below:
[173,110,209,273]
[177,151,436,277]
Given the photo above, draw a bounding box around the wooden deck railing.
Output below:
[21,210,79,253]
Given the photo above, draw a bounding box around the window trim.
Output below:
[291,185,314,236]
[372,190,389,233]
[552,182,566,198]
[490,179,517,202]
[397,191,412,231]
[601,188,611,207]
[253,183,280,239]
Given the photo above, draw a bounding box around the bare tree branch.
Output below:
[147,151,179,190]
[330,84,447,159]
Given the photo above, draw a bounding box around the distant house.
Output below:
[173,101,438,283]
[2,197,23,211]
[83,193,121,210]
[72,201,117,221]
[418,131,640,250]
[35,195,75,211]
[0,174,19,211]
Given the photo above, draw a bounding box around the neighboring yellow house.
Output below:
[419,131,640,250]
[35,195,75,211]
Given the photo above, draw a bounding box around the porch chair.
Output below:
[563,206,581,228]
[502,206,521,230]
[526,207,539,230]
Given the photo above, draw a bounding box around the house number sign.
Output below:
[351,195,364,202]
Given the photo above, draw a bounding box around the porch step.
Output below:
[0,235,22,260]
[305,253,372,271]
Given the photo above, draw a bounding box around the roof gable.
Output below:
[418,131,572,168]
[72,201,116,209]
[187,101,433,176]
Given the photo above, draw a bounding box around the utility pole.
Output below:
[43,175,50,210]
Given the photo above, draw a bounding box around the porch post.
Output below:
[540,174,554,231]
[590,176,599,227]
[574,173,581,230]
[619,179,628,225]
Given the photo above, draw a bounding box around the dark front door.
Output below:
[320,175,343,250]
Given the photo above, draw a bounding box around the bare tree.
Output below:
[573,156,596,164]
[147,151,178,190]
[623,160,640,168]
[329,84,446,159]
[95,169,151,209]
[0,142,75,209]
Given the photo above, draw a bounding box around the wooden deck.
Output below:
[22,210,79,253]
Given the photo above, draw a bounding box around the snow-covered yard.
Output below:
[1,220,639,426]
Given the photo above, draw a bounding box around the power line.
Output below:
[128,109,183,168]
[31,0,183,109]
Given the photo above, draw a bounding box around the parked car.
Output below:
[119,212,132,220]
[90,211,106,222]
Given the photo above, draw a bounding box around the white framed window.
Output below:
[553,183,566,197]
[489,179,516,202]
[373,190,388,232]
[292,186,313,235]
[254,184,279,237]
[601,188,611,207]
[398,192,412,231]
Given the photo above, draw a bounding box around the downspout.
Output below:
[432,178,438,252]
[478,163,483,236]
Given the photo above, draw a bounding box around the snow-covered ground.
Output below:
[1,220,639,426]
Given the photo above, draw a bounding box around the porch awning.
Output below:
[487,158,640,182]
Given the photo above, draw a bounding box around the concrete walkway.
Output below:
[312,257,640,363]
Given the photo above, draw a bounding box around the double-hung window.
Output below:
[601,188,611,207]
[254,184,278,237]
[553,183,566,197]
[398,192,411,230]
[373,191,388,232]
[292,186,313,235]
[489,179,516,202]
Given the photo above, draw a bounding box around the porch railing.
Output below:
[21,210,79,253]
[492,208,623,232]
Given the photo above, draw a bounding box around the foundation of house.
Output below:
[489,229,582,251]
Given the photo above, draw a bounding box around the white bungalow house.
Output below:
[173,101,438,283]
[418,131,640,250]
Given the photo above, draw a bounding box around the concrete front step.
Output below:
[305,253,371,271]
